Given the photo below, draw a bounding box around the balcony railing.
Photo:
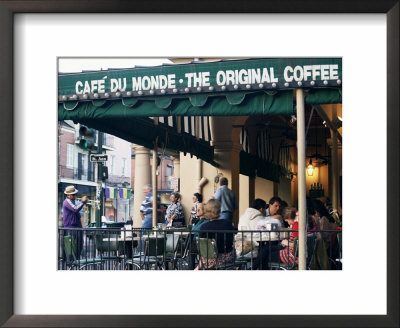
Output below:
[58,227,342,271]
[59,165,95,182]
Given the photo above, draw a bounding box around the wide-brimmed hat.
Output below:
[64,185,78,195]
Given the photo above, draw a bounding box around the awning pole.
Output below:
[152,118,159,228]
[296,89,307,270]
[331,104,339,212]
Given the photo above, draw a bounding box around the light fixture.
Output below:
[310,81,315,86]
[258,83,264,88]
[272,83,277,88]
[307,159,314,176]
[284,82,289,87]
[333,116,342,129]
[246,84,251,89]
[297,81,302,87]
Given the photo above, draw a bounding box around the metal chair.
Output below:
[197,238,235,270]
[164,233,182,269]
[269,235,317,270]
[174,232,198,270]
[94,233,125,270]
[125,236,166,270]
[63,235,104,270]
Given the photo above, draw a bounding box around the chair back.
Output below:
[198,238,217,259]
[64,235,77,261]
[306,234,317,266]
[145,237,165,256]
[94,233,119,253]
[336,231,342,258]
[165,233,181,256]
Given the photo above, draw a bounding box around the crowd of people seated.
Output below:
[134,179,342,270]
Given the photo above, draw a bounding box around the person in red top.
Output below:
[254,206,316,269]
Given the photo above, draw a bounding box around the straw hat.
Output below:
[64,185,78,195]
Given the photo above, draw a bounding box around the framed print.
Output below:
[1,1,398,327]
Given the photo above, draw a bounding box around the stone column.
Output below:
[213,141,242,227]
[132,145,151,228]
[172,156,180,179]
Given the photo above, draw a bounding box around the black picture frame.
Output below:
[0,1,398,327]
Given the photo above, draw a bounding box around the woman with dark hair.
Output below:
[165,192,185,227]
[190,192,203,225]
[254,206,318,269]
[312,199,338,251]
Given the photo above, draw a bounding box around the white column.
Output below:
[132,145,151,228]
[296,89,307,270]
[331,104,339,212]
[152,145,158,227]
[152,118,159,227]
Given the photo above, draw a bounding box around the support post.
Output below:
[331,104,339,212]
[296,89,307,270]
[152,118,159,228]
[95,132,103,227]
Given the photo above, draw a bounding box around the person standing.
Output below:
[190,193,203,225]
[62,185,88,260]
[165,192,185,227]
[140,184,154,229]
[213,177,237,222]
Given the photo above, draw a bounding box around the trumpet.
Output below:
[77,198,100,206]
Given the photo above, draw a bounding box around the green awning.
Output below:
[58,58,342,165]
[71,116,218,167]
[239,151,283,183]
[59,90,295,120]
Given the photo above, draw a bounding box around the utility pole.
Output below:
[95,132,104,227]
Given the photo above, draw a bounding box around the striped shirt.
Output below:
[140,191,153,217]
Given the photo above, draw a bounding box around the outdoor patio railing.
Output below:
[58,227,342,270]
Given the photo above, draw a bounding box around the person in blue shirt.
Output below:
[213,177,238,222]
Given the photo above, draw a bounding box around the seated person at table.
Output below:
[165,192,185,227]
[195,199,235,270]
[235,198,267,258]
[191,203,209,238]
[253,206,299,270]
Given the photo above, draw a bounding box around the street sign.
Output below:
[90,154,108,162]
